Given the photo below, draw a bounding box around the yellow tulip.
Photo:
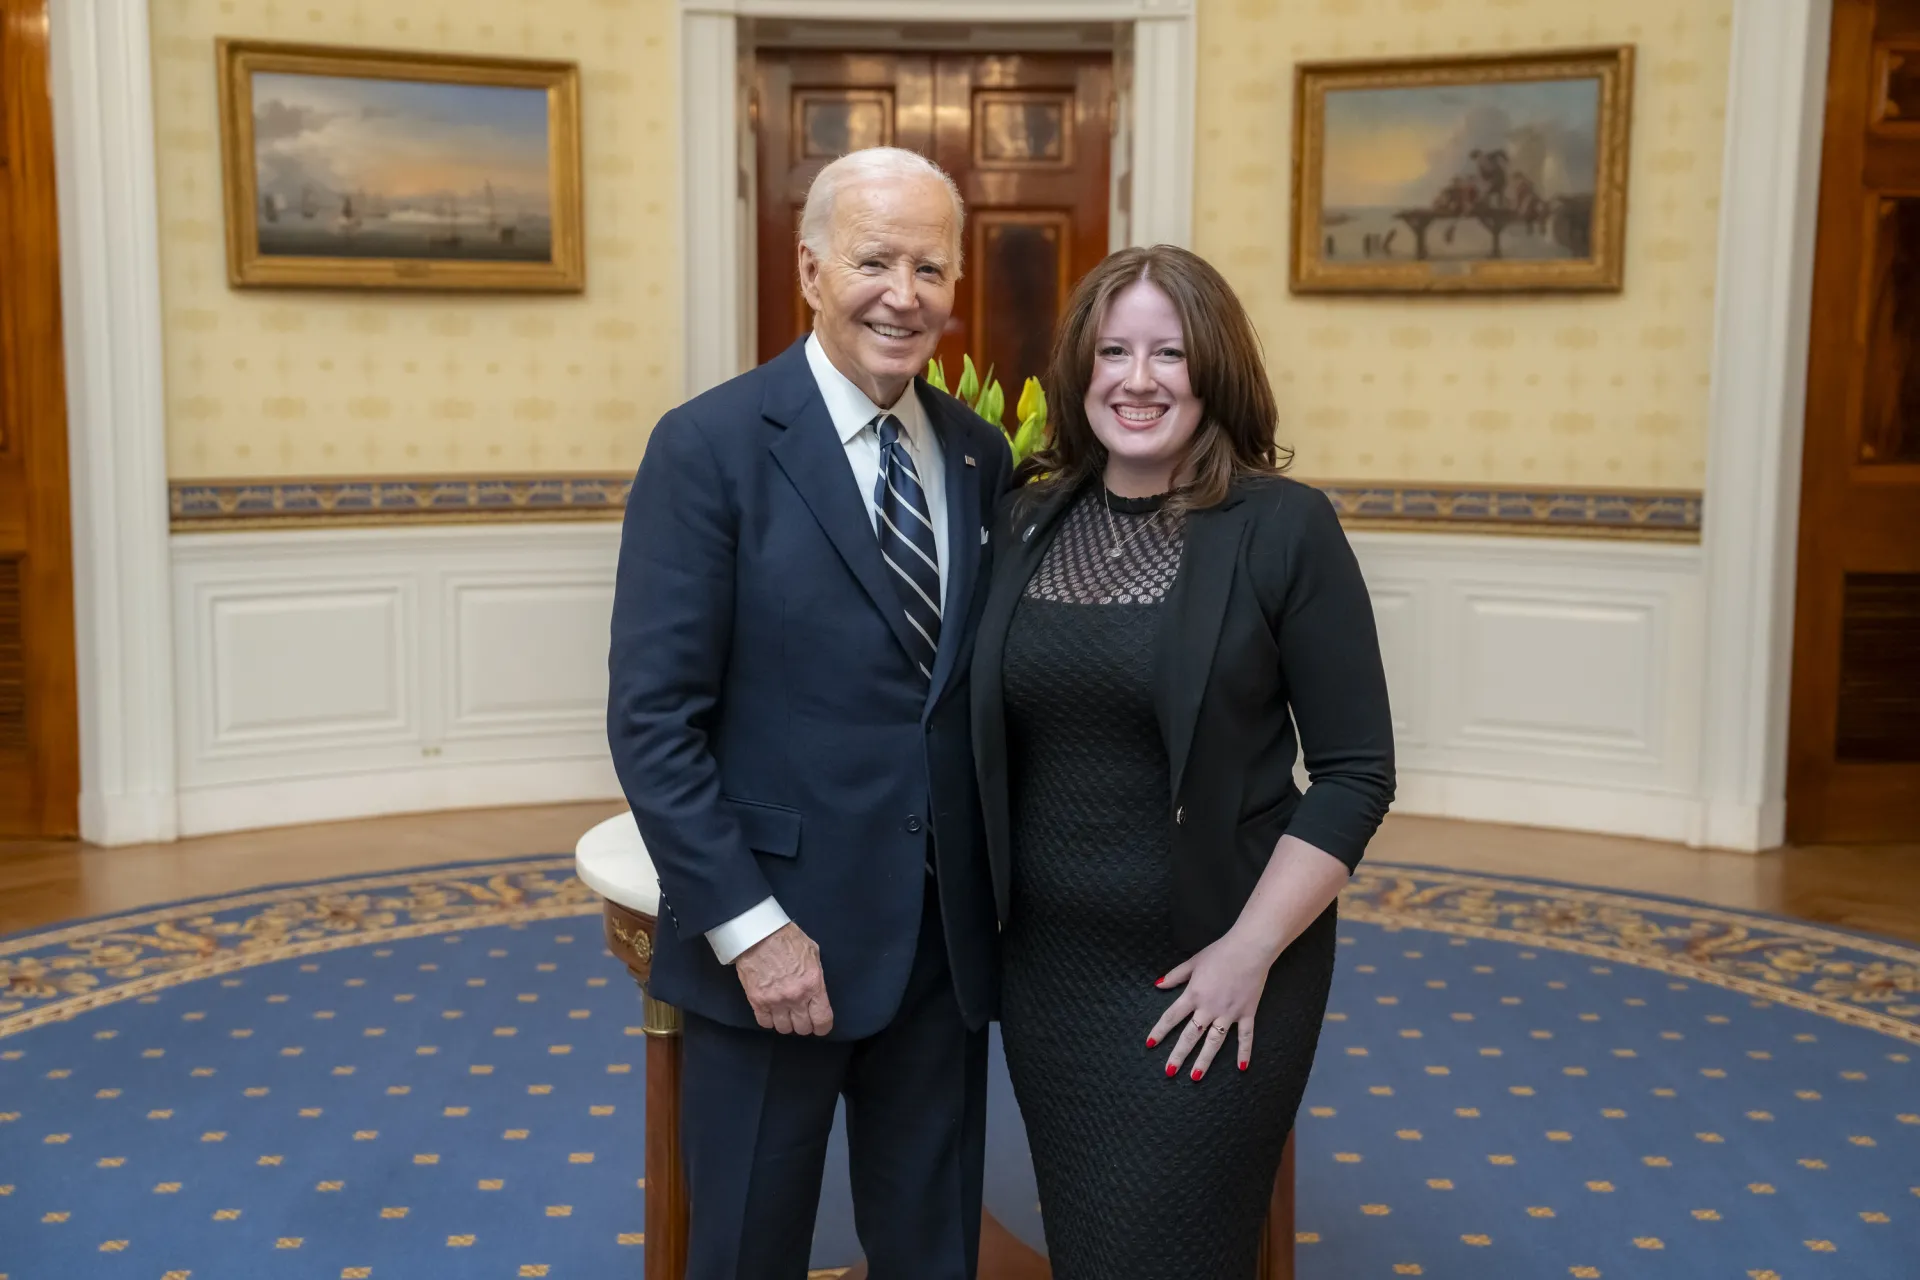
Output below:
[1016,376,1045,427]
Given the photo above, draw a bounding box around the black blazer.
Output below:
[608,338,1014,1038]
[971,475,1395,950]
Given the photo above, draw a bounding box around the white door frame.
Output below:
[41,0,1833,848]
[49,0,179,844]
[1693,0,1832,849]
[676,0,1197,397]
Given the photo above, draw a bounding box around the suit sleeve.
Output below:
[1268,487,1397,870]
[607,410,776,940]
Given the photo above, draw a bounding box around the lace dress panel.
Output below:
[1023,487,1185,606]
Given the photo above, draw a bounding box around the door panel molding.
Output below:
[682,0,1195,397]
[1786,0,1920,841]
[0,0,80,836]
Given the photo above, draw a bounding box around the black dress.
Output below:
[998,486,1338,1279]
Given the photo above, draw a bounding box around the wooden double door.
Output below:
[1789,0,1920,841]
[753,49,1112,400]
[0,0,79,837]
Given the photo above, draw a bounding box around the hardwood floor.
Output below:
[0,800,625,936]
[1,803,1916,944]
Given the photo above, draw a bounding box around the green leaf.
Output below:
[957,354,980,406]
[979,380,1005,427]
[925,358,948,393]
[1011,409,1046,465]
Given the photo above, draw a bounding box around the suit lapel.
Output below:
[764,344,924,665]
[923,388,983,707]
[1156,496,1253,798]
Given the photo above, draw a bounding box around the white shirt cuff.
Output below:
[705,897,790,965]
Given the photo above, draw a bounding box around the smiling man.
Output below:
[608,148,1013,1278]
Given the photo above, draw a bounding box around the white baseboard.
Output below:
[1393,768,1706,846]
[80,788,181,847]
[1696,796,1787,853]
[175,756,621,839]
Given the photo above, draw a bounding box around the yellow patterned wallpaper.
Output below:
[1193,0,1732,490]
[151,0,1729,491]
[150,0,679,480]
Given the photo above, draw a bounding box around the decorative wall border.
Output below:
[169,474,632,529]
[1321,482,1703,541]
[169,473,1702,537]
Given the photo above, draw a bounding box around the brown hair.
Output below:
[1018,244,1290,513]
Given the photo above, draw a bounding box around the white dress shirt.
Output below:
[704,333,950,965]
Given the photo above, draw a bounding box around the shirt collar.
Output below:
[805,332,930,450]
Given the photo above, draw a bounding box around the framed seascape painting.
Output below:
[1291,47,1633,295]
[217,40,584,292]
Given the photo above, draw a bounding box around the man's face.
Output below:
[798,175,958,404]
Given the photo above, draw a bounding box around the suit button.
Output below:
[1175,806,1185,825]
[906,816,923,833]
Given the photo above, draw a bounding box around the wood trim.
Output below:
[600,899,693,1278]
[1255,1133,1297,1280]
[0,0,79,836]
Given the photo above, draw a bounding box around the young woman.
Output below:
[973,245,1396,1277]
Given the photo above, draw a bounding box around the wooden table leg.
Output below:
[644,990,690,1280]
[600,900,692,1280]
[1255,1130,1296,1280]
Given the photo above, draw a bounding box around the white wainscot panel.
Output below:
[1454,592,1660,759]
[172,523,623,836]
[1366,581,1428,746]
[448,577,616,738]
[1350,531,1706,844]
[206,587,412,749]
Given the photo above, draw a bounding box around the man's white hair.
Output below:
[799,147,965,272]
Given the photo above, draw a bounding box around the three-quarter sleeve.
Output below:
[1266,486,1396,869]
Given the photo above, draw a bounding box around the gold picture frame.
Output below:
[217,39,584,292]
[1291,46,1633,295]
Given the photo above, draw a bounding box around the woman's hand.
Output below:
[1145,926,1280,1080]
[1148,833,1353,1079]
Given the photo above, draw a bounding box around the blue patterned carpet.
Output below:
[1,858,1914,1279]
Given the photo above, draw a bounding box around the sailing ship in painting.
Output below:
[249,71,553,263]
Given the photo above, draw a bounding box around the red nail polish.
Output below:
[1146,1037,1158,1048]
[1238,1060,1249,1071]
[1165,1063,1177,1077]
[1191,1068,1205,1081]
[1154,977,1164,987]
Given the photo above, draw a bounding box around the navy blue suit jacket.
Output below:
[608,338,1013,1039]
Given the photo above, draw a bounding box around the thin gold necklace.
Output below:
[1101,489,1163,559]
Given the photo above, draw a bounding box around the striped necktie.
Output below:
[872,413,941,681]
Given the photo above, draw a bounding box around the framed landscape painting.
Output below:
[1291,47,1633,295]
[217,40,584,291]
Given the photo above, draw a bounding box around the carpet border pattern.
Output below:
[4,859,1916,1044]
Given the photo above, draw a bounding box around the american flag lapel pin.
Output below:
[964,455,977,467]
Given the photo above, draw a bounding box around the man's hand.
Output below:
[735,922,834,1036]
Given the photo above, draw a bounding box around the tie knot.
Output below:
[874,413,902,449]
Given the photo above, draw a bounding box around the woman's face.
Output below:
[1083,279,1202,494]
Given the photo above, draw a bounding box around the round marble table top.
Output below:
[574,810,660,918]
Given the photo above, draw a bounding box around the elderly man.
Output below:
[608,147,1011,1278]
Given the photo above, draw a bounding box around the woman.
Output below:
[972,245,1395,1277]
